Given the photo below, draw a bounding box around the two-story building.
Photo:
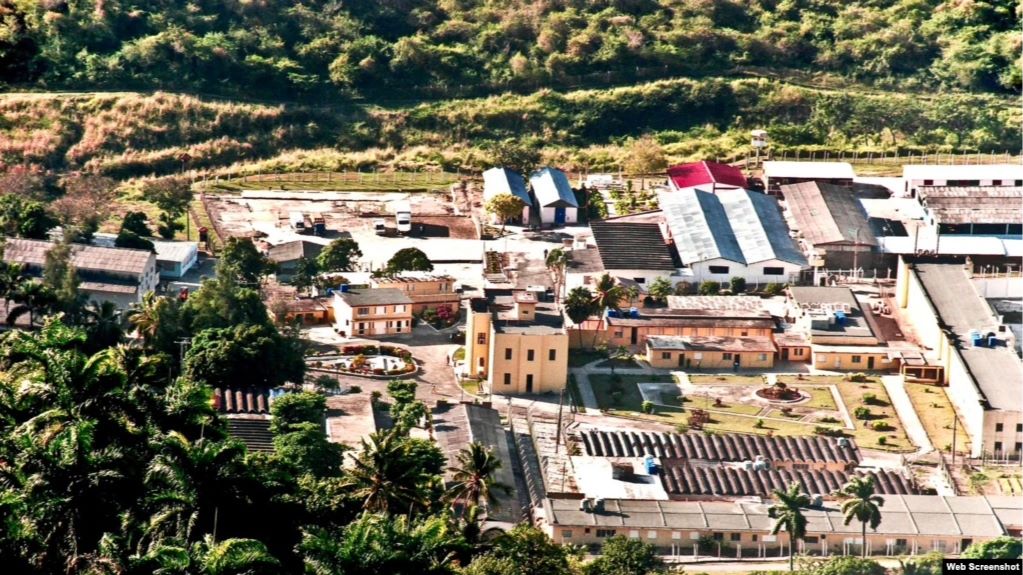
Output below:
[369,273,460,315]
[332,287,413,338]
[3,237,159,309]
[896,258,1023,459]
[464,291,568,395]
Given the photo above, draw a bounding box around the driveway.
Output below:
[880,375,933,455]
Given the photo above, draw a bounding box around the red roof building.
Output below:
[666,161,748,192]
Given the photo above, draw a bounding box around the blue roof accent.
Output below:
[529,167,578,208]
[482,167,531,206]
[659,188,807,267]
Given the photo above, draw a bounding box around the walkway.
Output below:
[570,359,667,416]
[880,375,933,456]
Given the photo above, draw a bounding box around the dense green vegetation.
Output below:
[1,0,1018,98]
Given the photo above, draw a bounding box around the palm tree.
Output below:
[0,261,25,316]
[7,279,54,327]
[564,287,596,348]
[838,475,885,557]
[624,284,641,308]
[347,430,429,514]
[545,248,569,305]
[768,482,811,572]
[447,442,511,514]
[82,300,125,351]
[591,274,624,347]
[127,291,163,344]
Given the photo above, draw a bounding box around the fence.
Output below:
[756,149,1021,166]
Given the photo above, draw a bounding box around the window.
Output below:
[386,321,393,328]
[527,349,535,361]
[1017,424,1022,433]
[923,179,933,186]
[358,307,369,316]
[896,539,908,549]
[662,352,672,360]
[751,534,758,542]
[562,530,573,539]
[613,330,623,338]
[477,333,486,345]
[376,306,386,315]
[996,423,1004,432]
[712,533,723,542]
[1015,442,1022,454]
[730,533,741,542]
[549,349,557,361]
[709,265,730,274]
[805,536,819,544]
[629,530,640,539]
[503,373,511,386]
[648,530,657,540]
[794,348,804,356]
[818,354,828,362]
[763,267,785,275]
[671,532,681,540]
[1016,180,1023,186]
[740,330,748,336]
[851,355,862,363]
[596,529,616,538]
[633,277,646,284]
[394,304,406,312]
[722,353,733,360]
[505,348,513,360]
[757,353,767,361]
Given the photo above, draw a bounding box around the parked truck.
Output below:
[390,200,412,234]
[289,211,305,231]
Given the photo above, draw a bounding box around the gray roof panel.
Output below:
[530,167,578,208]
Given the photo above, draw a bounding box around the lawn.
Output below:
[685,393,764,416]
[834,380,915,453]
[802,387,838,410]
[459,379,486,397]
[701,412,812,436]
[589,374,683,422]
[569,349,605,367]
[904,383,971,455]
[776,375,855,386]
[688,374,765,385]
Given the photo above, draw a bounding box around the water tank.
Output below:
[644,455,657,474]
[834,310,846,327]
[579,498,591,512]
[340,284,350,293]
[630,307,639,318]
[811,495,824,507]
[988,336,999,348]
[606,309,618,318]
[837,437,850,448]
[753,460,769,471]
[594,498,605,513]
[742,460,754,471]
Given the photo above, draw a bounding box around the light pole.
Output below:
[848,226,861,282]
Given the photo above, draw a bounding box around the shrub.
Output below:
[729,276,746,294]
[818,416,839,423]
[754,419,765,429]
[698,281,720,295]
[863,393,877,404]
[877,436,887,446]
[872,421,890,431]
[370,390,382,403]
[764,283,785,296]
[372,368,385,375]
[847,373,869,383]
[675,423,689,433]
[815,426,843,437]
[348,385,362,393]
[780,407,793,416]
[641,400,654,414]
[853,406,871,420]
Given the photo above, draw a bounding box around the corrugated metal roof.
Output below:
[3,237,153,276]
[590,221,676,271]
[782,182,878,246]
[659,189,806,266]
[667,161,747,190]
[660,464,918,497]
[152,240,199,264]
[918,186,1023,225]
[529,167,578,208]
[483,167,531,206]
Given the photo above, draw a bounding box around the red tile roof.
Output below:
[667,161,747,190]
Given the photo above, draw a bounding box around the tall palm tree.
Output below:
[83,300,125,351]
[347,430,428,514]
[590,273,624,347]
[0,261,25,316]
[768,482,811,572]
[447,442,511,514]
[564,287,596,349]
[545,248,569,305]
[838,475,885,557]
[127,291,163,344]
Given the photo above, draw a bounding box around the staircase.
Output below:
[226,417,275,453]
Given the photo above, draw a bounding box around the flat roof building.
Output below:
[896,259,1023,459]
[903,164,1023,198]
[763,161,856,195]
[781,181,878,269]
[917,186,1023,237]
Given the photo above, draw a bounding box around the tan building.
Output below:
[332,287,413,338]
[370,274,460,315]
[896,258,1023,459]
[787,287,879,346]
[578,308,775,349]
[646,335,776,370]
[464,292,568,395]
[542,495,1020,557]
[811,345,899,372]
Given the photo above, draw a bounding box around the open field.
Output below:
[688,374,765,386]
[832,378,914,452]
[200,171,461,193]
[904,383,971,455]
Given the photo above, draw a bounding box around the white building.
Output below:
[529,167,578,226]
[3,237,159,309]
[482,167,531,225]
[763,161,856,195]
[152,240,199,279]
[659,189,807,285]
[903,164,1023,198]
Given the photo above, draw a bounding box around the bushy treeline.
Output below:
[0,0,1018,99]
[1,78,1018,179]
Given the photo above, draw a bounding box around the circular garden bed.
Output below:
[316,345,417,378]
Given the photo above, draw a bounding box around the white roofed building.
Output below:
[482,167,531,225]
[529,167,578,226]
[764,161,856,195]
[903,164,1023,198]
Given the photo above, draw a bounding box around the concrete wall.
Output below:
[540,206,578,224]
[487,331,568,394]
[972,277,1023,299]
[647,348,774,370]
[689,258,803,287]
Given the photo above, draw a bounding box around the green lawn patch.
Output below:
[835,380,914,452]
[904,383,970,455]
[688,374,765,385]
[569,349,606,367]
[589,374,681,419]
[452,347,465,362]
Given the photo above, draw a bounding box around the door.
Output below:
[867,356,875,369]
[678,354,686,367]
[554,207,566,225]
[630,328,638,345]
[525,374,534,393]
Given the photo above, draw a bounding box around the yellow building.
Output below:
[576,309,775,349]
[465,292,569,395]
[332,288,413,338]
[896,257,1023,459]
[645,335,776,370]
[370,274,460,315]
[810,345,898,371]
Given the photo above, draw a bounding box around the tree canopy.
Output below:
[385,247,434,274]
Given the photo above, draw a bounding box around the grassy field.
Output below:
[802,387,838,410]
[834,379,915,452]
[904,383,970,455]
[589,374,684,423]
[569,350,606,367]
[200,171,460,193]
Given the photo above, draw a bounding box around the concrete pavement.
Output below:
[880,375,933,455]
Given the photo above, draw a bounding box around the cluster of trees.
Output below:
[0,1,1017,98]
